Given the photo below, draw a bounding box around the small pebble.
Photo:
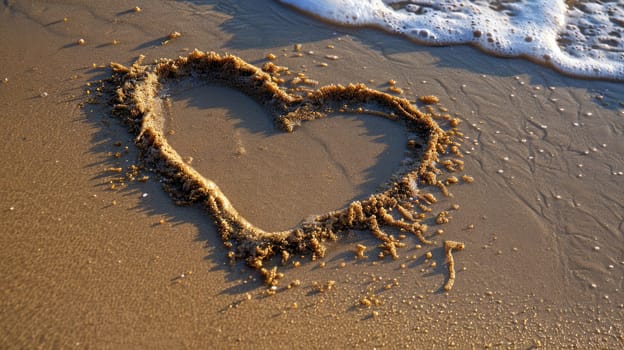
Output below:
[77,38,86,45]
[168,31,182,40]
[142,193,149,198]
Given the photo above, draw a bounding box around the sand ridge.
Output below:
[109,49,467,287]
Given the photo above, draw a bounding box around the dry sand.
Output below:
[1,0,623,348]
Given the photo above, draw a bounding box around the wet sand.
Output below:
[1,1,623,348]
[165,84,409,232]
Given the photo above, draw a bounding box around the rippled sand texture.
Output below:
[1,0,623,348]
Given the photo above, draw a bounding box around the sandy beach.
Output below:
[1,1,623,348]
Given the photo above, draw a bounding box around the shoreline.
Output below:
[1,1,623,348]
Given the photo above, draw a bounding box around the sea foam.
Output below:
[278,0,624,80]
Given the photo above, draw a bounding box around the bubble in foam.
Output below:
[278,0,624,80]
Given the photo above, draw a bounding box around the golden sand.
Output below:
[109,50,466,287]
[443,240,465,291]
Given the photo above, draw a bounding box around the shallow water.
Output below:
[279,0,624,80]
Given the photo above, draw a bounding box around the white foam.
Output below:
[279,0,624,80]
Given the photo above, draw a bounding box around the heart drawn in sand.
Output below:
[109,50,466,286]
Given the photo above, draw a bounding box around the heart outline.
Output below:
[110,50,463,270]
